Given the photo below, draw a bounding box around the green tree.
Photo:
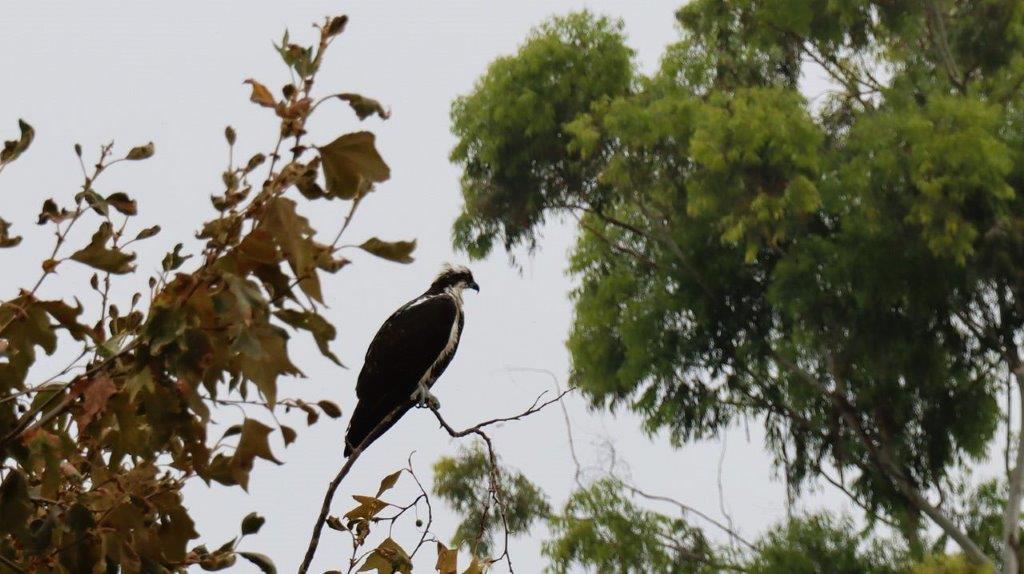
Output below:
[0,15,419,572]
[450,3,1024,571]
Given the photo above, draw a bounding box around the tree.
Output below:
[0,14,422,572]
[449,3,1024,571]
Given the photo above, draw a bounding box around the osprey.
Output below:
[344,264,480,456]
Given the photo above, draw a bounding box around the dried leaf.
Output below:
[358,538,412,574]
[240,512,265,535]
[376,470,402,497]
[359,237,416,263]
[125,142,154,160]
[338,93,390,121]
[462,556,485,574]
[239,551,277,574]
[318,400,342,418]
[344,495,388,521]
[74,375,117,430]
[70,222,136,274]
[1,119,34,164]
[319,131,390,199]
[245,79,277,108]
[436,542,458,574]
[0,218,21,248]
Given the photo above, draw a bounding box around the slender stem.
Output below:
[298,405,405,574]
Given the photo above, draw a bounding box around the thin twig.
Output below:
[298,405,405,574]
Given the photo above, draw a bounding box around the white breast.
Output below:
[419,293,463,387]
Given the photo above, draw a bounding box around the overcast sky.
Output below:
[0,2,878,572]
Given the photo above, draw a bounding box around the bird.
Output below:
[343,264,480,456]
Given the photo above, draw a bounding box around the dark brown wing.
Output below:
[344,294,459,456]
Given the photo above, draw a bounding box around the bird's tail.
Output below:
[344,398,409,457]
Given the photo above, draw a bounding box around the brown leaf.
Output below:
[462,556,485,574]
[244,79,277,108]
[338,93,390,121]
[70,222,136,274]
[359,538,411,574]
[125,142,154,160]
[436,542,458,574]
[230,418,283,490]
[319,131,390,199]
[359,237,416,264]
[344,495,387,521]
[1,119,34,164]
[376,470,402,497]
[75,375,117,430]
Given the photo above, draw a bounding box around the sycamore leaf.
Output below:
[436,542,458,574]
[239,552,277,574]
[125,142,154,160]
[318,400,342,418]
[135,225,161,241]
[74,375,117,431]
[358,538,412,574]
[0,470,31,536]
[338,93,390,121]
[376,470,402,497]
[344,495,388,521]
[359,238,416,263]
[1,119,34,164]
[319,132,390,199]
[70,222,136,274]
[463,557,486,574]
[325,15,348,37]
[106,191,138,215]
[0,218,21,248]
[230,419,283,490]
[241,512,266,535]
[244,79,277,108]
[280,424,297,446]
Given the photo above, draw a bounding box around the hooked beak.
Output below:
[468,281,480,292]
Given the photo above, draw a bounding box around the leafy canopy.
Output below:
[449,1,1024,567]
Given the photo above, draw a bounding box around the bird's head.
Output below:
[430,263,480,294]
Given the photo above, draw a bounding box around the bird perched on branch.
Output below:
[344,264,480,456]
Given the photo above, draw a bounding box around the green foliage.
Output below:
[450,11,634,258]
[433,444,550,557]
[543,479,717,574]
[450,1,1024,565]
[0,14,414,572]
[746,513,906,574]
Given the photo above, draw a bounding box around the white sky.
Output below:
[0,2,879,572]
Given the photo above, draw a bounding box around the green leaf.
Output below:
[358,237,416,263]
[240,512,265,535]
[319,132,390,199]
[239,552,277,574]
